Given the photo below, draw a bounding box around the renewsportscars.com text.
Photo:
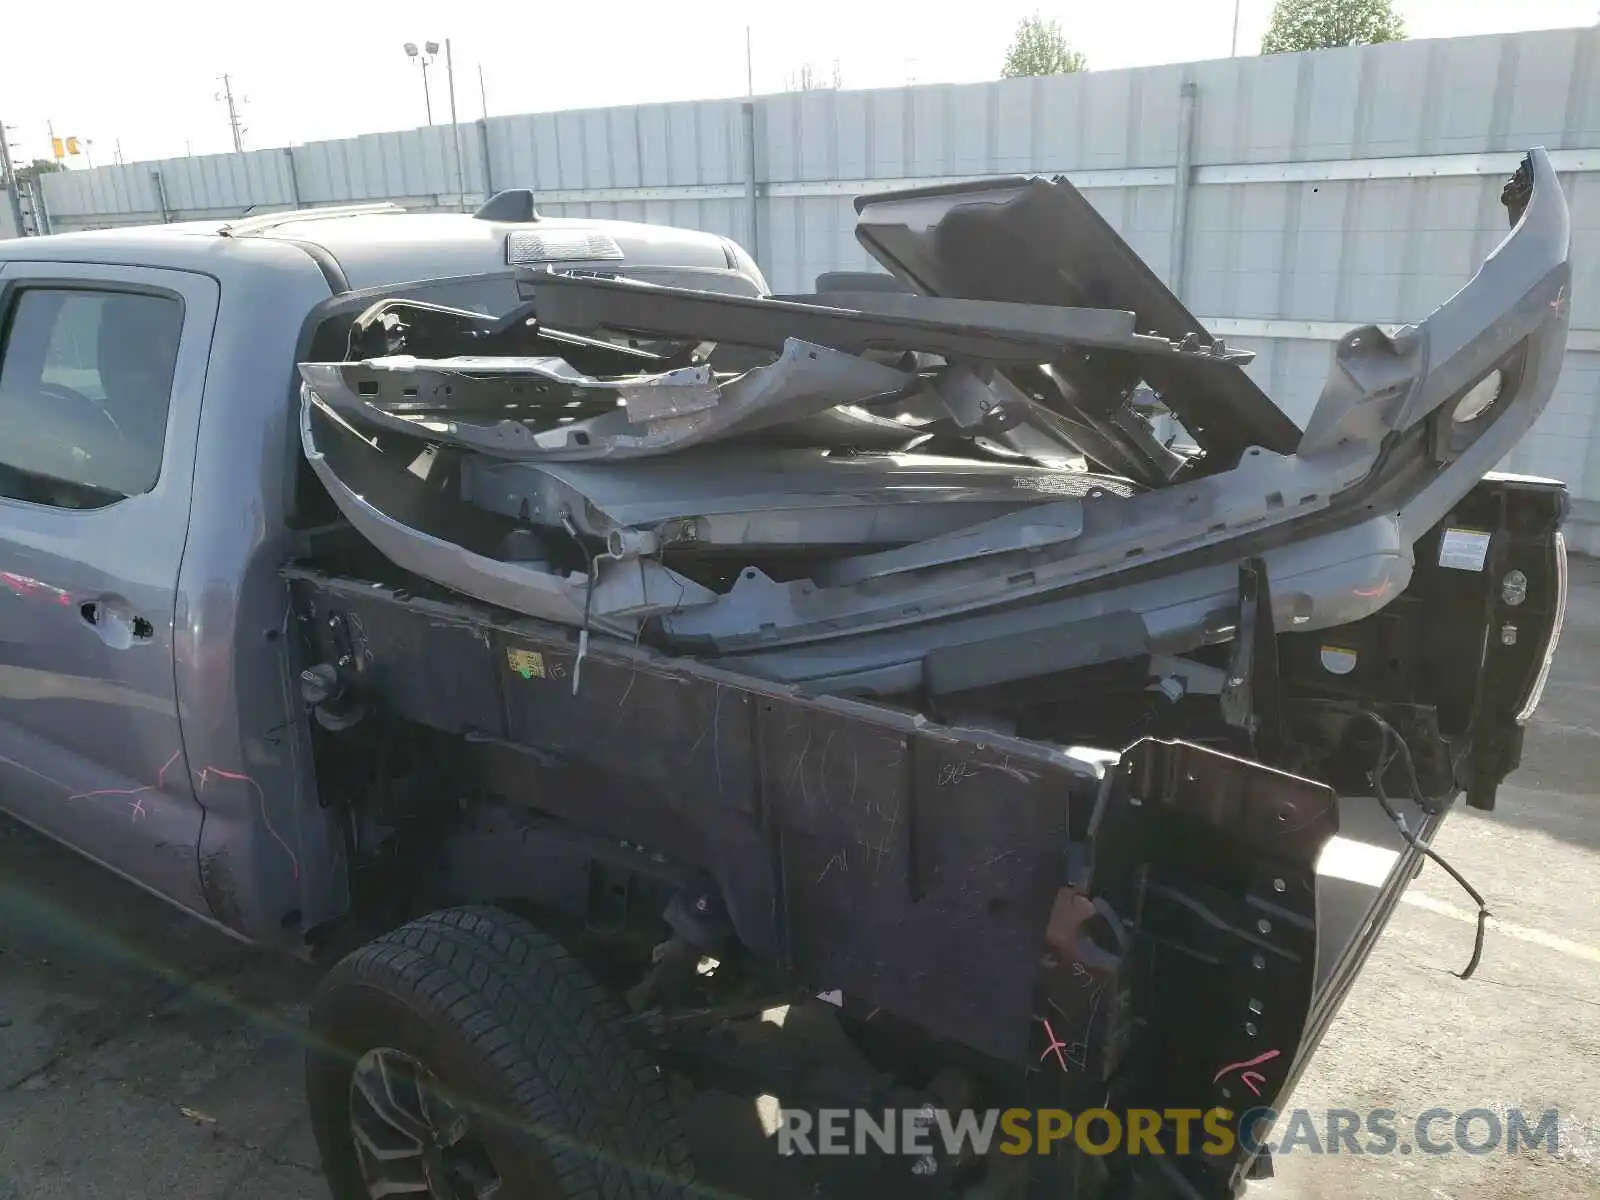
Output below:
[775,1107,1564,1158]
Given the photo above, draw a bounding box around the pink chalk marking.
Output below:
[66,750,183,820]
[156,751,181,788]
[194,765,300,881]
[1213,1048,1282,1095]
[65,781,153,803]
[57,749,298,879]
[1037,1016,1071,1074]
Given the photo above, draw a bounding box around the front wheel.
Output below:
[306,907,694,1199]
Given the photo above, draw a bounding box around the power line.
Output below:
[444,39,466,212]
[0,118,28,236]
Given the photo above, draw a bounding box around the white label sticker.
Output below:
[1439,528,1492,572]
[1320,646,1358,676]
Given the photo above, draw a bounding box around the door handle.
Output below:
[79,599,154,648]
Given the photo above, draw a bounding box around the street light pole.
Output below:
[404,42,438,125]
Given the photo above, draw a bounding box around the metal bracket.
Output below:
[1221,557,1285,755]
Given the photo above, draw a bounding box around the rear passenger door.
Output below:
[0,262,217,918]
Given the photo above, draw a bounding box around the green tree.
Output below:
[1261,0,1405,53]
[1001,14,1088,78]
[14,159,64,188]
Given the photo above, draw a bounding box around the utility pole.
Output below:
[478,63,489,120]
[0,118,28,237]
[115,138,125,165]
[746,26,754,96]
[1231,0,1242,56]
[217,74,246,152]
[446,39,467,211]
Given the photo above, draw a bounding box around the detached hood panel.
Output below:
[853,173,1305,466]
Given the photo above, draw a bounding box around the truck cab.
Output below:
[0,202,767,942]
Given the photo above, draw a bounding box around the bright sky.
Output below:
[4,0,1597,167]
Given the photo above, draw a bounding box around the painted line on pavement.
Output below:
[1318,834,1600,966]
[1400,891,1600,966]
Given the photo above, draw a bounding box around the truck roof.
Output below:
[0,204,749,296]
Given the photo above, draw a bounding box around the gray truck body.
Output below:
[0,158,1575,1197]
[0,206,758,944]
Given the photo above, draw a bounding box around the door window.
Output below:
[0,288,183,508]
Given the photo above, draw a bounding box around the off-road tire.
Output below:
[390,907,694,1188]
[307,906,695,1198]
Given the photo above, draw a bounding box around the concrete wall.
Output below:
[33,27,1600,539]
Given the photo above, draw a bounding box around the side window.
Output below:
[0,287,183,508]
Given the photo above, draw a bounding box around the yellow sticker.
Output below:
[506,648,546,680]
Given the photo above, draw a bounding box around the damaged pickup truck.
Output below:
[0,149,1571,1200]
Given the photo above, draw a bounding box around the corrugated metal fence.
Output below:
[30,27,1600,540]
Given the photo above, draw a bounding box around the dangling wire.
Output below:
[560,512,595,697]
[1360,710,1490,980]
